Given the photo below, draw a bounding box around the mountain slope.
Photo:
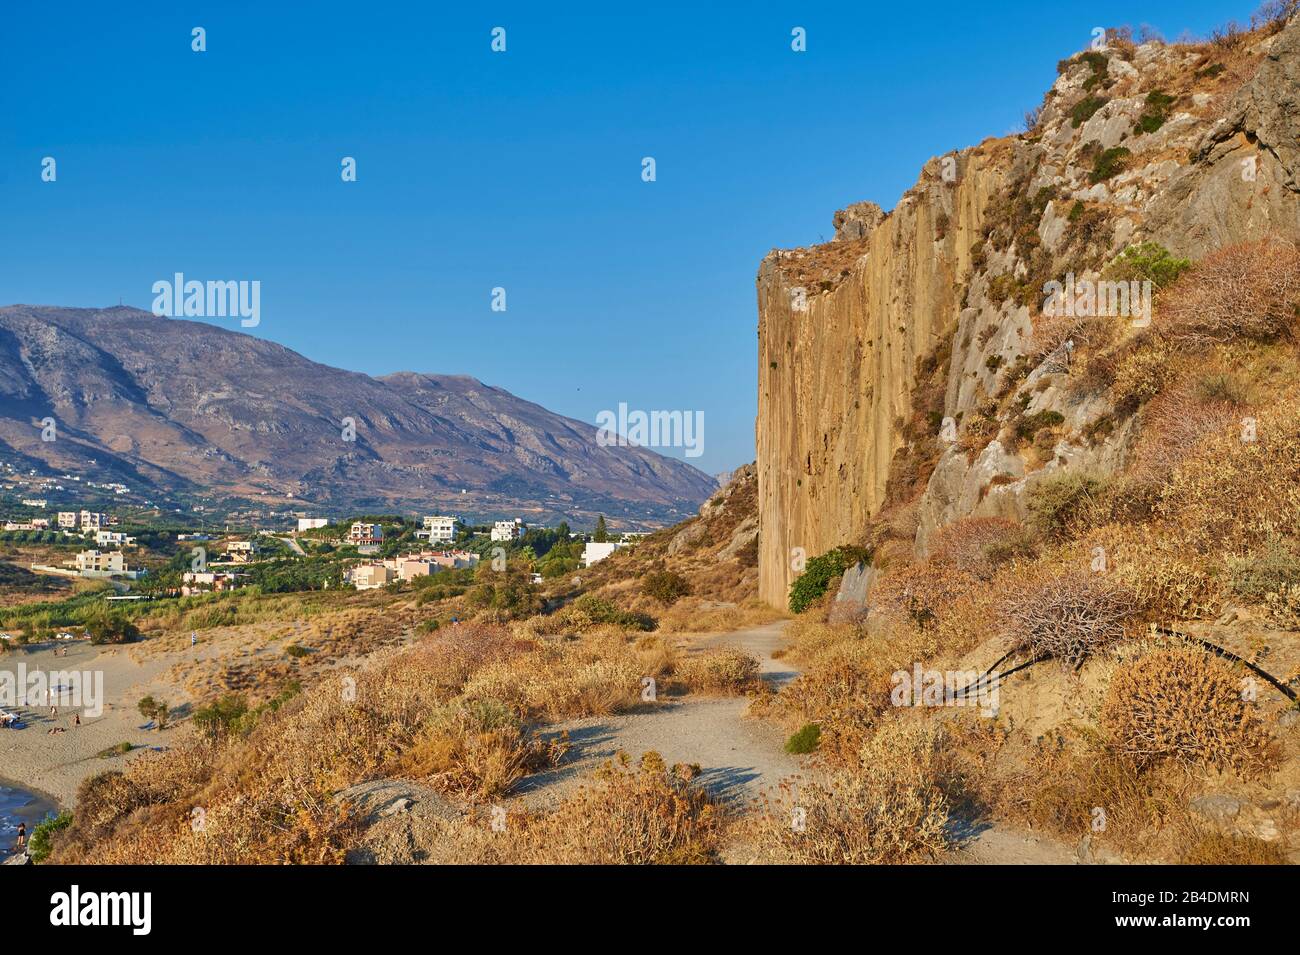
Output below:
[0,305,716,525]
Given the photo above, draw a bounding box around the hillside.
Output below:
[0,306,716,526]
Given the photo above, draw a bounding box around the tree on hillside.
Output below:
[593,516,608,543]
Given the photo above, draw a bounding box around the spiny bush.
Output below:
[761,720,950,864]
[1128,384,1237,482]
[1001,568,1137,665]
[1100,646,1275,775]
[788,546,870,614]
[1070,95,1108,127]
[1161,236,1300,347]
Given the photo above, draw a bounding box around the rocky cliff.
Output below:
[757,15,1300,607]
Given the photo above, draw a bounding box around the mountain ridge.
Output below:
[0,305,716,526]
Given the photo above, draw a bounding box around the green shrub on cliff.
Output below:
[788,546,870,614]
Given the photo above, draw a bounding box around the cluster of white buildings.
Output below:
[347,549,479,590]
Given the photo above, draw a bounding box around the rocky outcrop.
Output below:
[756,17,1300,606]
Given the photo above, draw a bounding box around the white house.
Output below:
[491,519,524,542]
[582,541,622,567]
[421,515,457,542]
[95,530,137,548]
[349,522,383,546]
[79,510,109,531]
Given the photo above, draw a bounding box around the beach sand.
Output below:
[0,640,188,807]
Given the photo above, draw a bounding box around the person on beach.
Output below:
[15,823,25,850]
[73,712,81,728]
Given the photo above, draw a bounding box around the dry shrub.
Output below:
[1028,312,1115,361]
[1108,336,1173,411]
[1001,568,1138,665]
[408,621,534,696]
[760,720,950,864]
[773,618,939,765]
[1103,533,1225,621]
[1020,736,1184,852]
[463,627,652,720]
[532,751,721,864]
[1161,236,1300,347]
[395,698,566,799]
[1176,829,1288,864]
[928,517,1030,581]
[1128,384,1238,483]
[1100,646,1276,775]
[671,646,762,695]
[1156,398,1300,554]
[871,560,971,628]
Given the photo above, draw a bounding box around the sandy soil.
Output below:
[0,640,189,807]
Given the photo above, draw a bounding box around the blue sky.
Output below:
[0,0,1262,475]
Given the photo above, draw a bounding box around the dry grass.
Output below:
[758,719,950,864]
[671,646,762,695]
[1160,236,1300,347]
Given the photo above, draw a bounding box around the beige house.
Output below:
[350,563,396,590]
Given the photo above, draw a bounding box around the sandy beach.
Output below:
[0,640,186,807]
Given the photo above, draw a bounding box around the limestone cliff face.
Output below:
[757,16,1300,608]
[756,149,1012,605]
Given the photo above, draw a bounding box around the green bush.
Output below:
[85,612,140,646]
[642,570,691,605]
[1013,409,1064,443]
[29,811,72,863]
[1226,538,1300,600]
[785,723,822,754]
[192,694,250,738]
[1135,89,1176,133]
[1070,95,1108,127]
[1027,471,1107,538]
[788,546,870,614]
[1089,146,1131,183]
[1104,242,1192,290]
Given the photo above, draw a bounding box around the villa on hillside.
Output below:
[419,515,458,542]
[181,571,247,596]
[349,522,383,546]
[491,518,524,542]
[73,549,144,580]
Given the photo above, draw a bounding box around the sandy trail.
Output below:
[527,620,803,807]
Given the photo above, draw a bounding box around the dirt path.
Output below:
[525,620,803,808]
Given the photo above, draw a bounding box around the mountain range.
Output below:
[0,305,717,526]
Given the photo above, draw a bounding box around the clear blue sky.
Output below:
[0,0,1260,475]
